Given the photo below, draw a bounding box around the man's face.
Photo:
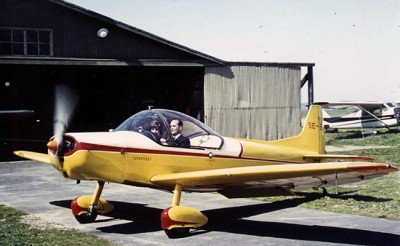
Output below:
[170,120,182,136]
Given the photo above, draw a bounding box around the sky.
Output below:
[67,0,400,103]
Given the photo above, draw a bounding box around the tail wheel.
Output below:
[164,228,190,238]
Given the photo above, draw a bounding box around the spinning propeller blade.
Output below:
[48,84,78,169]
[54,84,78,144]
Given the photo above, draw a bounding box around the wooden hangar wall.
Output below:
[0,0,211,61]
[204,64,303,140]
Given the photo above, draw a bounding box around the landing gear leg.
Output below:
[88,181,105,215]
[172,183,182,207]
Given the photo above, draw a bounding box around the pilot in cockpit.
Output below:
[170,119,190,147]
[149,120,166,145]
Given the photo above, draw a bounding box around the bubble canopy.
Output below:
[115,109,224,149]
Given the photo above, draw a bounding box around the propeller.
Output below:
[53,84,78,145]
[47,84,78,170]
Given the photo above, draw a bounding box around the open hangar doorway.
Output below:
[0,64,204,160]
[59,65,205,131]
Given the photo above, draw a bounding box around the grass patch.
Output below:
[325,129,400,147]
[259,129,400,220]
[0,205,116,246]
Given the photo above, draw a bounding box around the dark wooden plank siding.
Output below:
[0,0,200,60]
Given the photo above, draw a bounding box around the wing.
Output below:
[151,162,397,195]
[14,150,51,164]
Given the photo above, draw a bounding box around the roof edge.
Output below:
[226,61,315,67]
[0,56,220,67]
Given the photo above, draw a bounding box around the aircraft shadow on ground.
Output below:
[50,196,400,245]
[50,200,162,234]
[295,191,392,202]
[202,200,400,245]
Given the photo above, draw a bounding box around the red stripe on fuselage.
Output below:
[65,140,299,164]
[238,143,244,157]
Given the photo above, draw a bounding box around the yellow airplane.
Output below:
[14,87,398,238]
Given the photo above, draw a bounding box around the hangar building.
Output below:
[0,0,314,160]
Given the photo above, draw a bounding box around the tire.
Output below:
[164,228,190,238]
[74,211,98,224]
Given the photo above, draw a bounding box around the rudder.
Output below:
[272,105,325,154]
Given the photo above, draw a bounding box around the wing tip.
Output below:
[13,150,25,158]
[347,163,398,173]
[13,150,51,164]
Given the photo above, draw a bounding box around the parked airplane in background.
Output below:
[315,102,400,133]
[12,86,398,238]
[0,110,34,118]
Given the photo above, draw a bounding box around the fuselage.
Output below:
[57,131,312,188]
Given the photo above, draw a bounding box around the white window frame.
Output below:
[0,27,53,56]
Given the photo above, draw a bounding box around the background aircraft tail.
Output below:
[272,105,325,154]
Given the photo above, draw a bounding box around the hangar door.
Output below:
[204,65,302,140]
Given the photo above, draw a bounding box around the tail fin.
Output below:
[272,105,325,154]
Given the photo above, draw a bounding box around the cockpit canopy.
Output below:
[115,109,223,149]
[384,102,399,108]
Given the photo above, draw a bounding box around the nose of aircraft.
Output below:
[47,139,58,152]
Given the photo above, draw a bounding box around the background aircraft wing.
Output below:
[0,110,35,118]
[315,102,385,108]
[315,102,386,114]
[151,162,397,196]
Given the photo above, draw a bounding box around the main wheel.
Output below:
[74,211,98,224]
[164,228,190,238]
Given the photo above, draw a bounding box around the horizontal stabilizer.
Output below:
[14,151,50,164]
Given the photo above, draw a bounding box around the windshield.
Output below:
[115,109,223,149]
